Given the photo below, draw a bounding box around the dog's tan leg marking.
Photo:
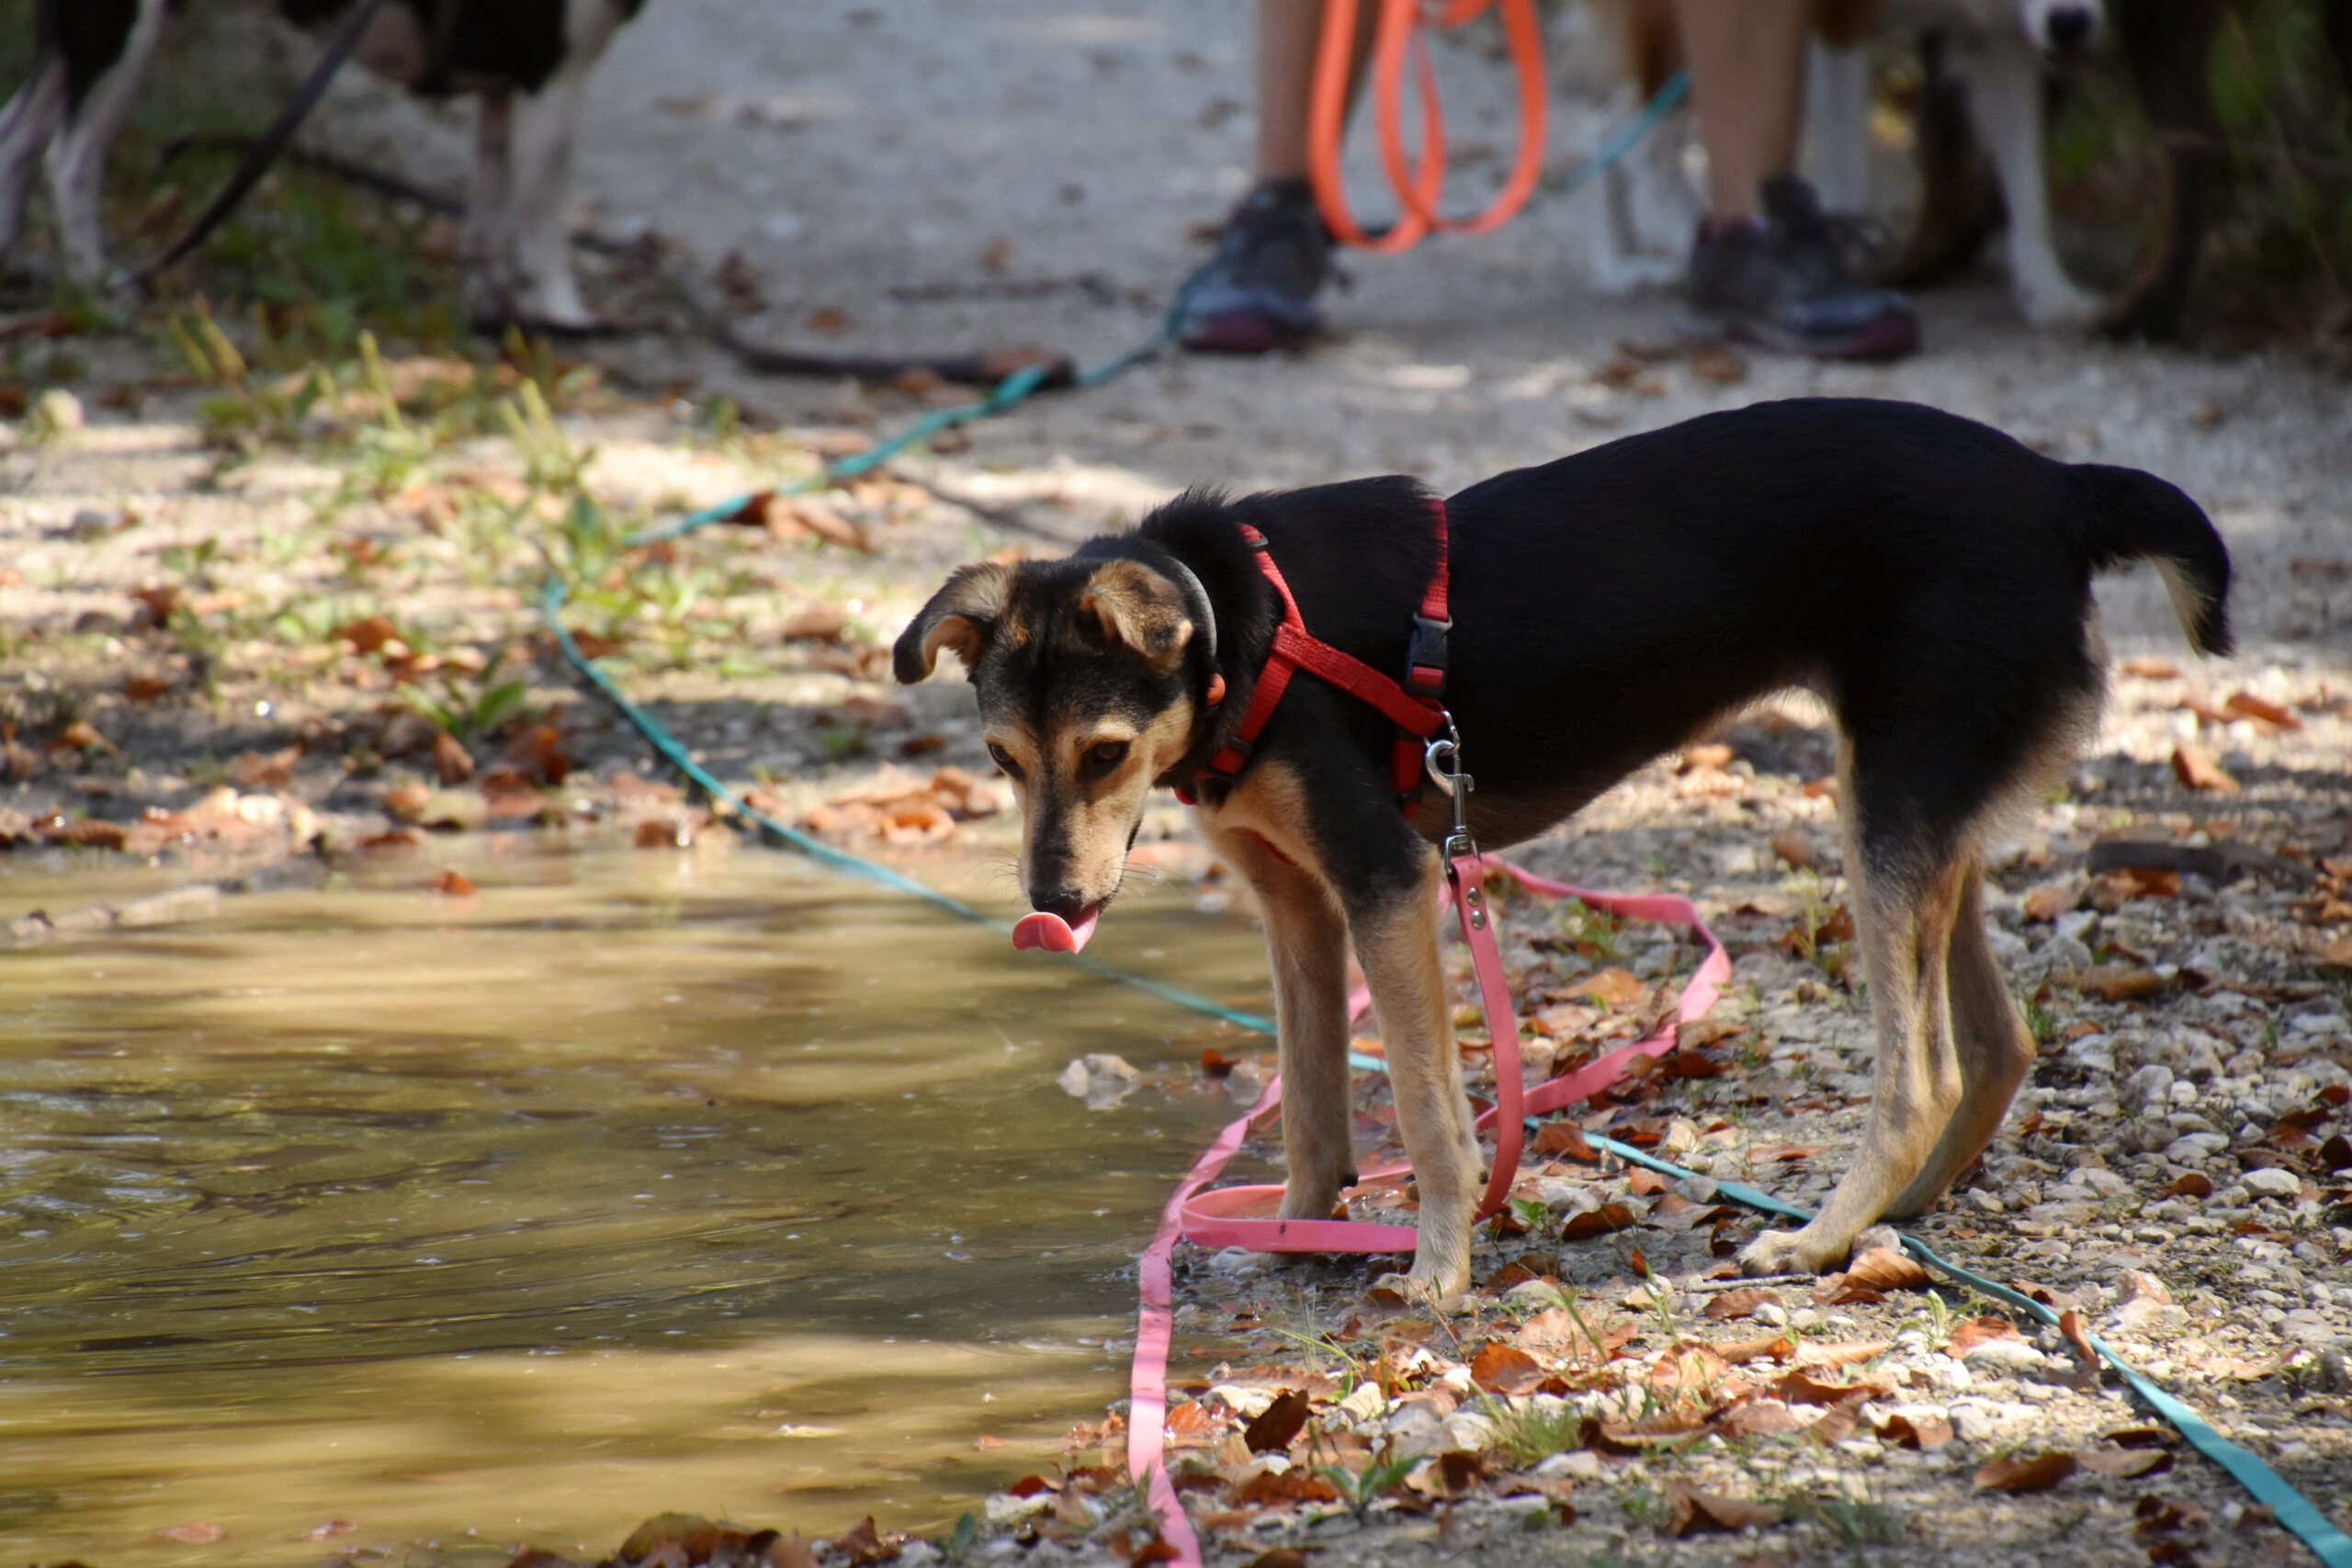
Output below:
[1351,852,1481,1298]
[1742,845,1969,1277]
[1206,821,1355,1222]
[1885,862,2036,1215]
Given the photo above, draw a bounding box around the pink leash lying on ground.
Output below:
[1116,852,1729,1566]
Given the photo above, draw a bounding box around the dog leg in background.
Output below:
[1210,825,1359,1220]
[1802,39,1871,214]
[463,86,518,328]
[1884,860,2037,1214]
[43,0,167,284]
[1951,33,2103,328]
[0,36,69,261]
[1349,851,1483,1297]
[491,0,631,331]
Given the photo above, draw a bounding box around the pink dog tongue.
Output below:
[1012,908,1097,953]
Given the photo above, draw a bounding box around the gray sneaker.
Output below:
[1687,175,1919,362]
[1180,178,1332,354]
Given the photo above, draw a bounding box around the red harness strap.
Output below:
[1195,502,1452,804]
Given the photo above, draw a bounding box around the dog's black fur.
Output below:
[900,397,2230,1292]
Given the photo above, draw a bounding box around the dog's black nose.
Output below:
[1033,889,1091,922]
[2045,6,2094,51]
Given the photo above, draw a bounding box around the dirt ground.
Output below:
[3,1,2351,1565]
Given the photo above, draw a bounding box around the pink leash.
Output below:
[1120,853,1729,1562]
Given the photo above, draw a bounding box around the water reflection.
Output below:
[0,843,1268,1565]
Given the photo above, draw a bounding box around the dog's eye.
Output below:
[1088,739,1129,771]
[986,742,1022,778]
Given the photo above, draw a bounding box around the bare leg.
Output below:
[1672,0,1808,220]
[1253,0,1375,181]
[0,53,68,259]
[464,87,516,327]
[1886,863,2037,1213]
[44,0,167,283]
[1348,851,1481,1296]
[1211,825,1357,1217]
[503,67,594,328]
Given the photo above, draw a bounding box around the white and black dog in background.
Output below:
[0,0,642,329]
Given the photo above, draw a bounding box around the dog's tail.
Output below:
[2074,464,2233,657]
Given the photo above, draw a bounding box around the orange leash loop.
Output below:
[1307,0,1550,254]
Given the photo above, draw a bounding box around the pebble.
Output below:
[1533,1450,1604,1482]
[1962,1339,2049,1372]
[2241,1168,2303,1199]
[1754,1302,1790,1327]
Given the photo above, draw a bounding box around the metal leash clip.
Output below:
[1425,718,1479,873]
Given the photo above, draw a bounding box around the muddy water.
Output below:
[0,842,1272,1566]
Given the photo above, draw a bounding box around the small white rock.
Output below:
[2242,1168,2303,1200]
[1754,1302,1790,1327]
[1962,1338,2049,1371]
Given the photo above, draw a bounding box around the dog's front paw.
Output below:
[1738,1223,1853,1278]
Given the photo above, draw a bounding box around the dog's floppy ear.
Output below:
[1079,559,1197,672]
[894,562,1015,682]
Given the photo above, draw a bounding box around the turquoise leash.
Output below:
[1588,1134,2352,1567]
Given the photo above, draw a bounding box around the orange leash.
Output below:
[1306,0,1550,253]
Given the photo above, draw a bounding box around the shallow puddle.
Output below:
[0,841,1271,1565]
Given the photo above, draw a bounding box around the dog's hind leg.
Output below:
[1743,841,1969,1276]
[42,0,165,285]
[1951,33,2103,329]
[1347,850,1483,1299]
[1883,859,2037,1215]
[1210,825,1358,1222]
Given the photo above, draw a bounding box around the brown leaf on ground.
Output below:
[1946,1316,2025,1356]
[2098,865,2182,902]
[2059,965,2168,1002]
[434,869,477,897]
[53,719,112,753]
[2057,1308,2104,1383]
[1874,1410,1953,1449]
[2078,1447,2172,1478]
[1231,1467,1340,1506]
[2163,1171,2213,1197]
[767,1538,819,1568]
[1769,828,1816,870]
[1748,1145,1822,1163]
[1713,1333,1798,1364]
[334,615,401,654]
[1647,1342,1734,1402]
[503,1550,578,1568]
[1664,1484,1783,1537]
[2023,881,2078,921]
[1240,1551,1314,1568]
[1774,1369,1890,1406]
[1814,1247,1928,1304]
[122,673,172,701]
[2225,692,2300,729]
[502,724,572,785]
[1570,967,1648,1008]
[39,817,129,850]
[1713,1397,1804,1438]
[431,730,475,785]
[1561,1201,1634,1241]
[782,603,850,642]
[1629,1168,1669,1196]
[834,1516,904,1567]
[2320,1133,2352,1172]
[1470,1342,1546,1396]
[1973,1450,2078,1492]
[2120,656,2179,679]
[1704,1287,1781,1321]
[1686,342,1748,385]
[1514,1305,1637,1362]
[1163,1401,1221,1448]
[1533,1121,1599,1160]
[2171,743,2239,793]
[1797,1340,1893,1371]
[1242,1389,1310,1452]
[227,744,302,789]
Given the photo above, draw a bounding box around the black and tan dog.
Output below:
[896,398,2231,1296]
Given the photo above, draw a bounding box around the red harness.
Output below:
[1185,501,1453,806]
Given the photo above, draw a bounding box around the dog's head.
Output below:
[893,544,1216,931]
[2018,0,2103,62]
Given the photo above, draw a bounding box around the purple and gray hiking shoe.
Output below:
[1179,177,1332,354]
[1687,175,1919,362]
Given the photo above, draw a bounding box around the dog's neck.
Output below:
[1139,512,1280,803]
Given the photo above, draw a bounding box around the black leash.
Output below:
[123,0,396,287]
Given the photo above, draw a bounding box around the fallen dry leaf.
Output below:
[1242,1388,1310,1452]
[1973,1450,2077,1492]
[39,817,129,850]
[156,1522,227,1543]
[122,672,172,701]
[1713,1332,1798,1365]
[2224,691,2300,729]
[2163,1171,2212,1198]
[1469,1341,1546,1396]
[1812,1247,1928,1306]
[1533,1121,1599,1160]
[2060,964,2168,1002]
[1569,967,1648,1008]
[334,615,401,654]
[1769,828,1816,870]
[1873,1410,1953,1449]
[1704,1288,1781,1321]
[1231,1467,1339,1506]
[1685,342,1748,385]
[2057,1308,2104,1383]
[1773,1368,1889,1406]
[1665,1484,1781,1537]
[434,868,477,897]
[1560,1201,1634,1241]
[1946,1316,2024,1356]
[2120,656,2179,679]
[431,729,475,785]
[2170,743,2239,793]
[2023,882,2078,921]
[2078,1446,2172,1478]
